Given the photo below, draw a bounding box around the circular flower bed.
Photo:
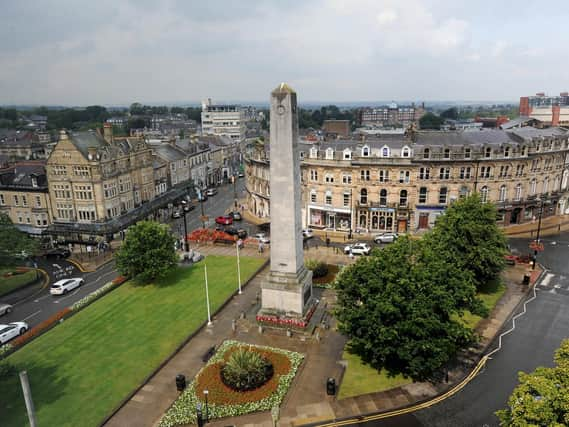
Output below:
[220,348,274,392]
[158,341,303,426]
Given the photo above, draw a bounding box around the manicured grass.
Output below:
[0,269,39,297]
[458,278,507,329]
[0,255,265,427]
[338,349,411,399]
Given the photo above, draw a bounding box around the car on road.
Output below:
[171,210,182,219]
[215,215,233,225]
[254,233,270,244]
[230,211,242,221]
[43,247,71,259]
[206,188,217,196]
[344,243,371,256]
[302,228,314,239]
[0,321,28,345]
[50,277,84,296]
[373,232,398,244]
[224,227,239,236]
[238,172,244,178]
[0,303,13,317]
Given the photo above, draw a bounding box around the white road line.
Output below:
[22,310,41,321]
[541,273,554,287]
[53,289,80,304]
[34,295,51,303]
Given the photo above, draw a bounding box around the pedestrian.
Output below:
[258,241,264,253]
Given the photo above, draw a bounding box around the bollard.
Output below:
[258,325,264,334]
[286,329,292,338]
[232,319,236,332]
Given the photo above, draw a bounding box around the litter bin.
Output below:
[522,273,531,286]
[176,374,186,391]
[326,378,336,396]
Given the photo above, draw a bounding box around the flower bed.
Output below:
[158,340,303,426]
[71,275,127,311]
[256,303,318,329]
[11,307,71,349]
[188,228,236,243]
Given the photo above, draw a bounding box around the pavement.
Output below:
[101,242,539,427]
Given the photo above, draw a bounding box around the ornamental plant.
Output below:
[220,348,274,391]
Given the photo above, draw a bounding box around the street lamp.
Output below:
[204,264,212,325]
[195,402,204,427]
[532,198,545,270]
[182,208,189,253]
[349,188,353,240]
[203,389,209,423]
[236,241,242,294]
[232,174,238,209]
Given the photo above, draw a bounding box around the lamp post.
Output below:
[182,209,189,253]
[196,402,204,427]
[232,174,238,209]
[199,188,206,229]
[532,198,544,270]
[204,264,212,325]
[349,188,353,240]
[203,389,209,423]
[236,241,242,294]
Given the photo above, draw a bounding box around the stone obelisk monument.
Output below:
[260,83,312,317]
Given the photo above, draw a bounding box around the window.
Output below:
[423,148,430,159]
[399,190,408,207]
[521,146,528,156]
[342,174,352,184]
[343,149,352,160]
[464,148,471,159]
[381,147,390,157]
[439,187,448,204]
[439,167,450,180]
[310,191,317,203]
[444,148,450,159]
[419,167,430,180]
[499,165,510,178]
[418,187,427,203]
[13,195,19,206]
[504,147,511,158]
[485,147,492,158]
[310,170,318,181]
[499,185,507,202]
[515,164,525,177]
[459,186,469,198]
[459,167,471,179]
[360,188,368,204]
[378,169,389,182]
[325,148,334,160]
[343,192,350,207]
[480,186,489,203]
[22,195,28,207]
[35,195,41,208]
[52,165,67,176]
[402,146,410,157]
[543,177,549,194]
[480,166,492,178]
[360,170,370,181]
[514,184,522,201]
[0,194,4,205]
[73,166,90,177]
[399,170,410,183]
[361,146,370,157]
[530,178,537,195]
[531,159,539,171]
[379,189,387,205]
[325,191,332,205]
[325,174,334,183]
[310,147,318,158]
[299,151,305,159]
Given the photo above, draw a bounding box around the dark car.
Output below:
[44,247,71,259]
[230,211,242,221]
[224,227,239,236]
[183,204,195,212]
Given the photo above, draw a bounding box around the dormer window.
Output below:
[423,148,430,159]
[484,147,492,158]
[343,149,352,160]
[361,145,370,157]
[504,146,510,158]
[381,146,390,157]
[464,148,471,159]
[325,147,334,160]
[401,146,411,158]
[309,147,318,159]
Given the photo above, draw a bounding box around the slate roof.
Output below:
[0,129,35,146]
[152,144,187,163]
[0,161,48,189]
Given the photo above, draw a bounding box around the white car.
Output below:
[373,232,398,244]
[344,243,371,256]
[254,233,270,244]
[302,228,314,239]
[0,321,28,344]
[206,188,217,196]
[0,303,13,316]
[50,278,84,296]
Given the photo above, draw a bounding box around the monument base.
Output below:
[259,266,313,318]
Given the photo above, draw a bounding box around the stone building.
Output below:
[0,161,52,236]
[245,127,569,233]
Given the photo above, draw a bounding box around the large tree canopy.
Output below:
[496,339,569,426]
[0,213,39,267]
[115,221,177,282]
[428,194,507,291]
[335,237,485,381]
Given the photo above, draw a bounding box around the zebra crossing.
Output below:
[536,272,569,296]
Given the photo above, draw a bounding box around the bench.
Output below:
[202,346,216,363]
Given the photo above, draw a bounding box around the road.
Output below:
[339,232,569,427]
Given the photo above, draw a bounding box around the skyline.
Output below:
[1,0,568,105]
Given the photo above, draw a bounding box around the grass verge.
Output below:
[0,269,39,297]
[0,255,264,427]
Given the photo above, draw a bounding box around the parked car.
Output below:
[344,243,371,256]
[373,232,398,244]
[43,247,71,259]
[198,192,208,202]
[237,228,247,239]
[206,188,217,196]
[183,204,195,212]
[0,303,13,317]
[215,215,233,225]
[0,321,28,344]
[224,227,239,236]
[230,211,242,221]
[50,278,84,296]
[254,233,270,244]
[302,228,314,239]
[238,172,245,178]
[171,210,182,219]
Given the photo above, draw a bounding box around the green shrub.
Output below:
[0,361,17,380]
[305,260,329,279]
[220,348,274,391]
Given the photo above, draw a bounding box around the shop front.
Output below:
[356,207,396,233]
[308,205,351,231]
[415,206,446,230]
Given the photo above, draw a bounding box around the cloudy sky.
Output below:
[1,0,567,105]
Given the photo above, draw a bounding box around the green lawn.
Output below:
[0,255,265,427]
[338,349,411,399]
[0,269,39,297]
[458,278,507,329]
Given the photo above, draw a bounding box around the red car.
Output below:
[215,215,233,225]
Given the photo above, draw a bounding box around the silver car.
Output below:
[0,303,13,317]
[0,321,28,344]
[373,232,399,244]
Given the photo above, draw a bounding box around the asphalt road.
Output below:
[340,233,569,427]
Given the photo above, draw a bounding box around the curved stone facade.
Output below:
[245,128,569,233]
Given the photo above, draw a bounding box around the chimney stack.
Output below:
[103,123,113,143]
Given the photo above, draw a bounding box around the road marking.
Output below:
[53,289,80,303]
[34,295,51,303]
[22,310,41,321]
[541,273,554,287]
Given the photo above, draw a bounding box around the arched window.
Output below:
[379,189,387,205]
[361,145,370,157]
[499,185,507,202]
[402,146,410,158]
[423,148,430,159]
[360,188,368,204]
[399,189,408,207]
[530,178,537,195]
[480,186,489,203]
[514,183,522,201]
[543,177,549,194]
[325,191,332,205]
[343,149,352,160]
[325,147,334,160]
[562,170,569,189]
[310,147,318,158]
[359,214,367,228]
[381,146,390,157]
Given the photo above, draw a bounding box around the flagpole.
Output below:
[204,263,212,325]
[237,242,242,294]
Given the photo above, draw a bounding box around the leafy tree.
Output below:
[440,107,459,120]
[335,236,483,381]
[127,117,148,131]
[419,112,445,129]
[428,194,507,291]
[0,213,39,267]
[115,221,177,282]
[496,339,569,426]
[129,102,144,115]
